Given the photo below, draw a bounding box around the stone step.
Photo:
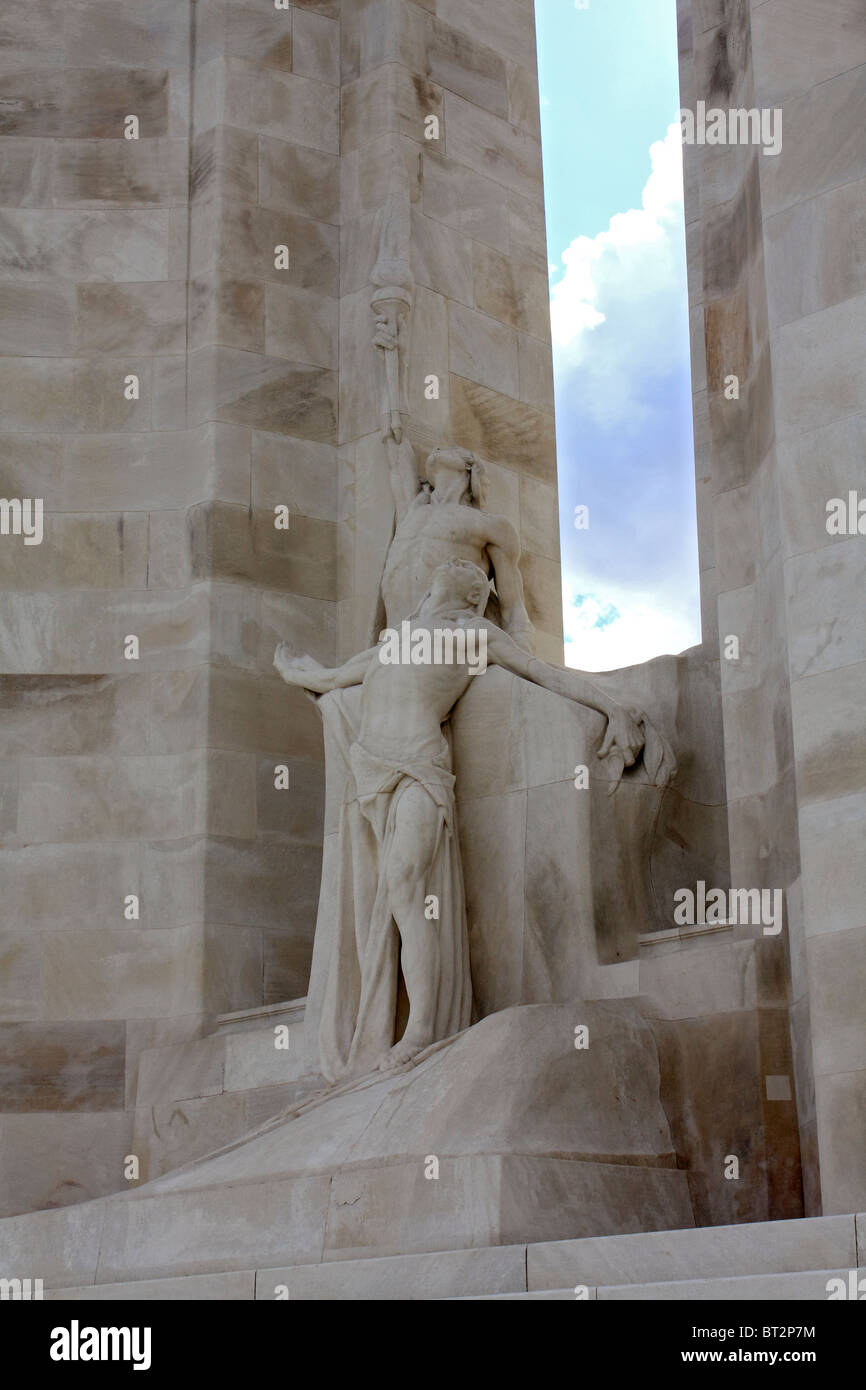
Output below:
[215,998,307,1037]
[525,1214,861,1291]
[136,1002,311,1107]
[25,1214,866,1301]
[458,1269,862,1300]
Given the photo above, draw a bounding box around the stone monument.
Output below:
[0,0,863,1301]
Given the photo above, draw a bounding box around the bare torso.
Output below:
[358,621,482,760]
[381,499,501,626]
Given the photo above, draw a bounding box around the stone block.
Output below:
[791,661,866,806]
[16,750,255,843]
[815,1069,866,1214]
[450,374,556,484]
[256,1244,526,1300]
[784,538,866,681]
[64,0,191,70]
[0,511,149,592]
[342,63,443,152]
[40,926,208,1022]
[807,928,866,1076]
[410,207,473,305]
[292,9,340,86]
[444,92,541,204]
[517,333,554,414]
[192,199,339,291]
[759,64,866,219]
[799,793,866,938]
[51,140,188,209]
[0,0,66,75]
[527,1213,857,1289]
[258,135,339,221]
[765,177,866,328]
[76,281,187,354]
[203,834,323,933]
[95,1175,332,1282]
[0,675,149,756]
[599,1268,853,1300]
[447,301,519,397]
[0,285,76,356]
[50,1271,255,1300]
[224,58,339,152]
[190,275,265,353]
[506,60,540,137]
[421,150,509,253]
[192,125,258,205]
[0,1111,131,1219]
[774,293,866,441]
[0,357,152,434]
[0,137,53,207]
[0,209,171,283]
[219,1,294,72]
[472,240,549,338]
[264,283,338,367]
[434,0,535,69]
[189,346,338,440]
[0,840,142,933]
[0,1021,125,1112]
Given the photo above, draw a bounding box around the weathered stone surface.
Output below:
[189,347,338,439]
[450,374,556,484]
[0,209,171,282]
[0,1112,132,1219]
[0,1022,125,1112]
[258,135,339,220]
[447,301,519,397]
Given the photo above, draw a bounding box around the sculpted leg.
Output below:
[380,783,442,1069]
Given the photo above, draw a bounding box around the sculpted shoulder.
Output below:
[485,510,520,556]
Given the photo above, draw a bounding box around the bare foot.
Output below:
[376,1034,431,1072]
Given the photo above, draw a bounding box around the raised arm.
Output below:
[486,520,535,653]
[385,435,421,524]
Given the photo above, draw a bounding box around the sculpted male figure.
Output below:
[275,560,652,1079]
[379,444,535,651]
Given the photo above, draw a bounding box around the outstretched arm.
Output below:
[274,643,376,695]
[484,624,645,769]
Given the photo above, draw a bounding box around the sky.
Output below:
[535,0,701,672]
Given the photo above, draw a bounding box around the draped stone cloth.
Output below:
[315,686,472,1084]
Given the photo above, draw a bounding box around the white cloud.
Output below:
[563,576,699,672]
[549,122,687,427]
[552,122,701,670]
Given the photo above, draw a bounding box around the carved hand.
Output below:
[274,644,334,693]
[598,705,645,769]
[372,323,398,351]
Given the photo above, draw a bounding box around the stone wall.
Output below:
[678,0,866,1216]
[0,0,562,1217]
[0,0,338,1215]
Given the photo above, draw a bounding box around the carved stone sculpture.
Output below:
[275,559,673,1081]
[381,444,536,651]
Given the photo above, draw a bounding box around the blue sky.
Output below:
[535,0,701,671]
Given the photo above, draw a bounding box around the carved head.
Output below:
[427,559,492,615]
[424,447,488,509]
